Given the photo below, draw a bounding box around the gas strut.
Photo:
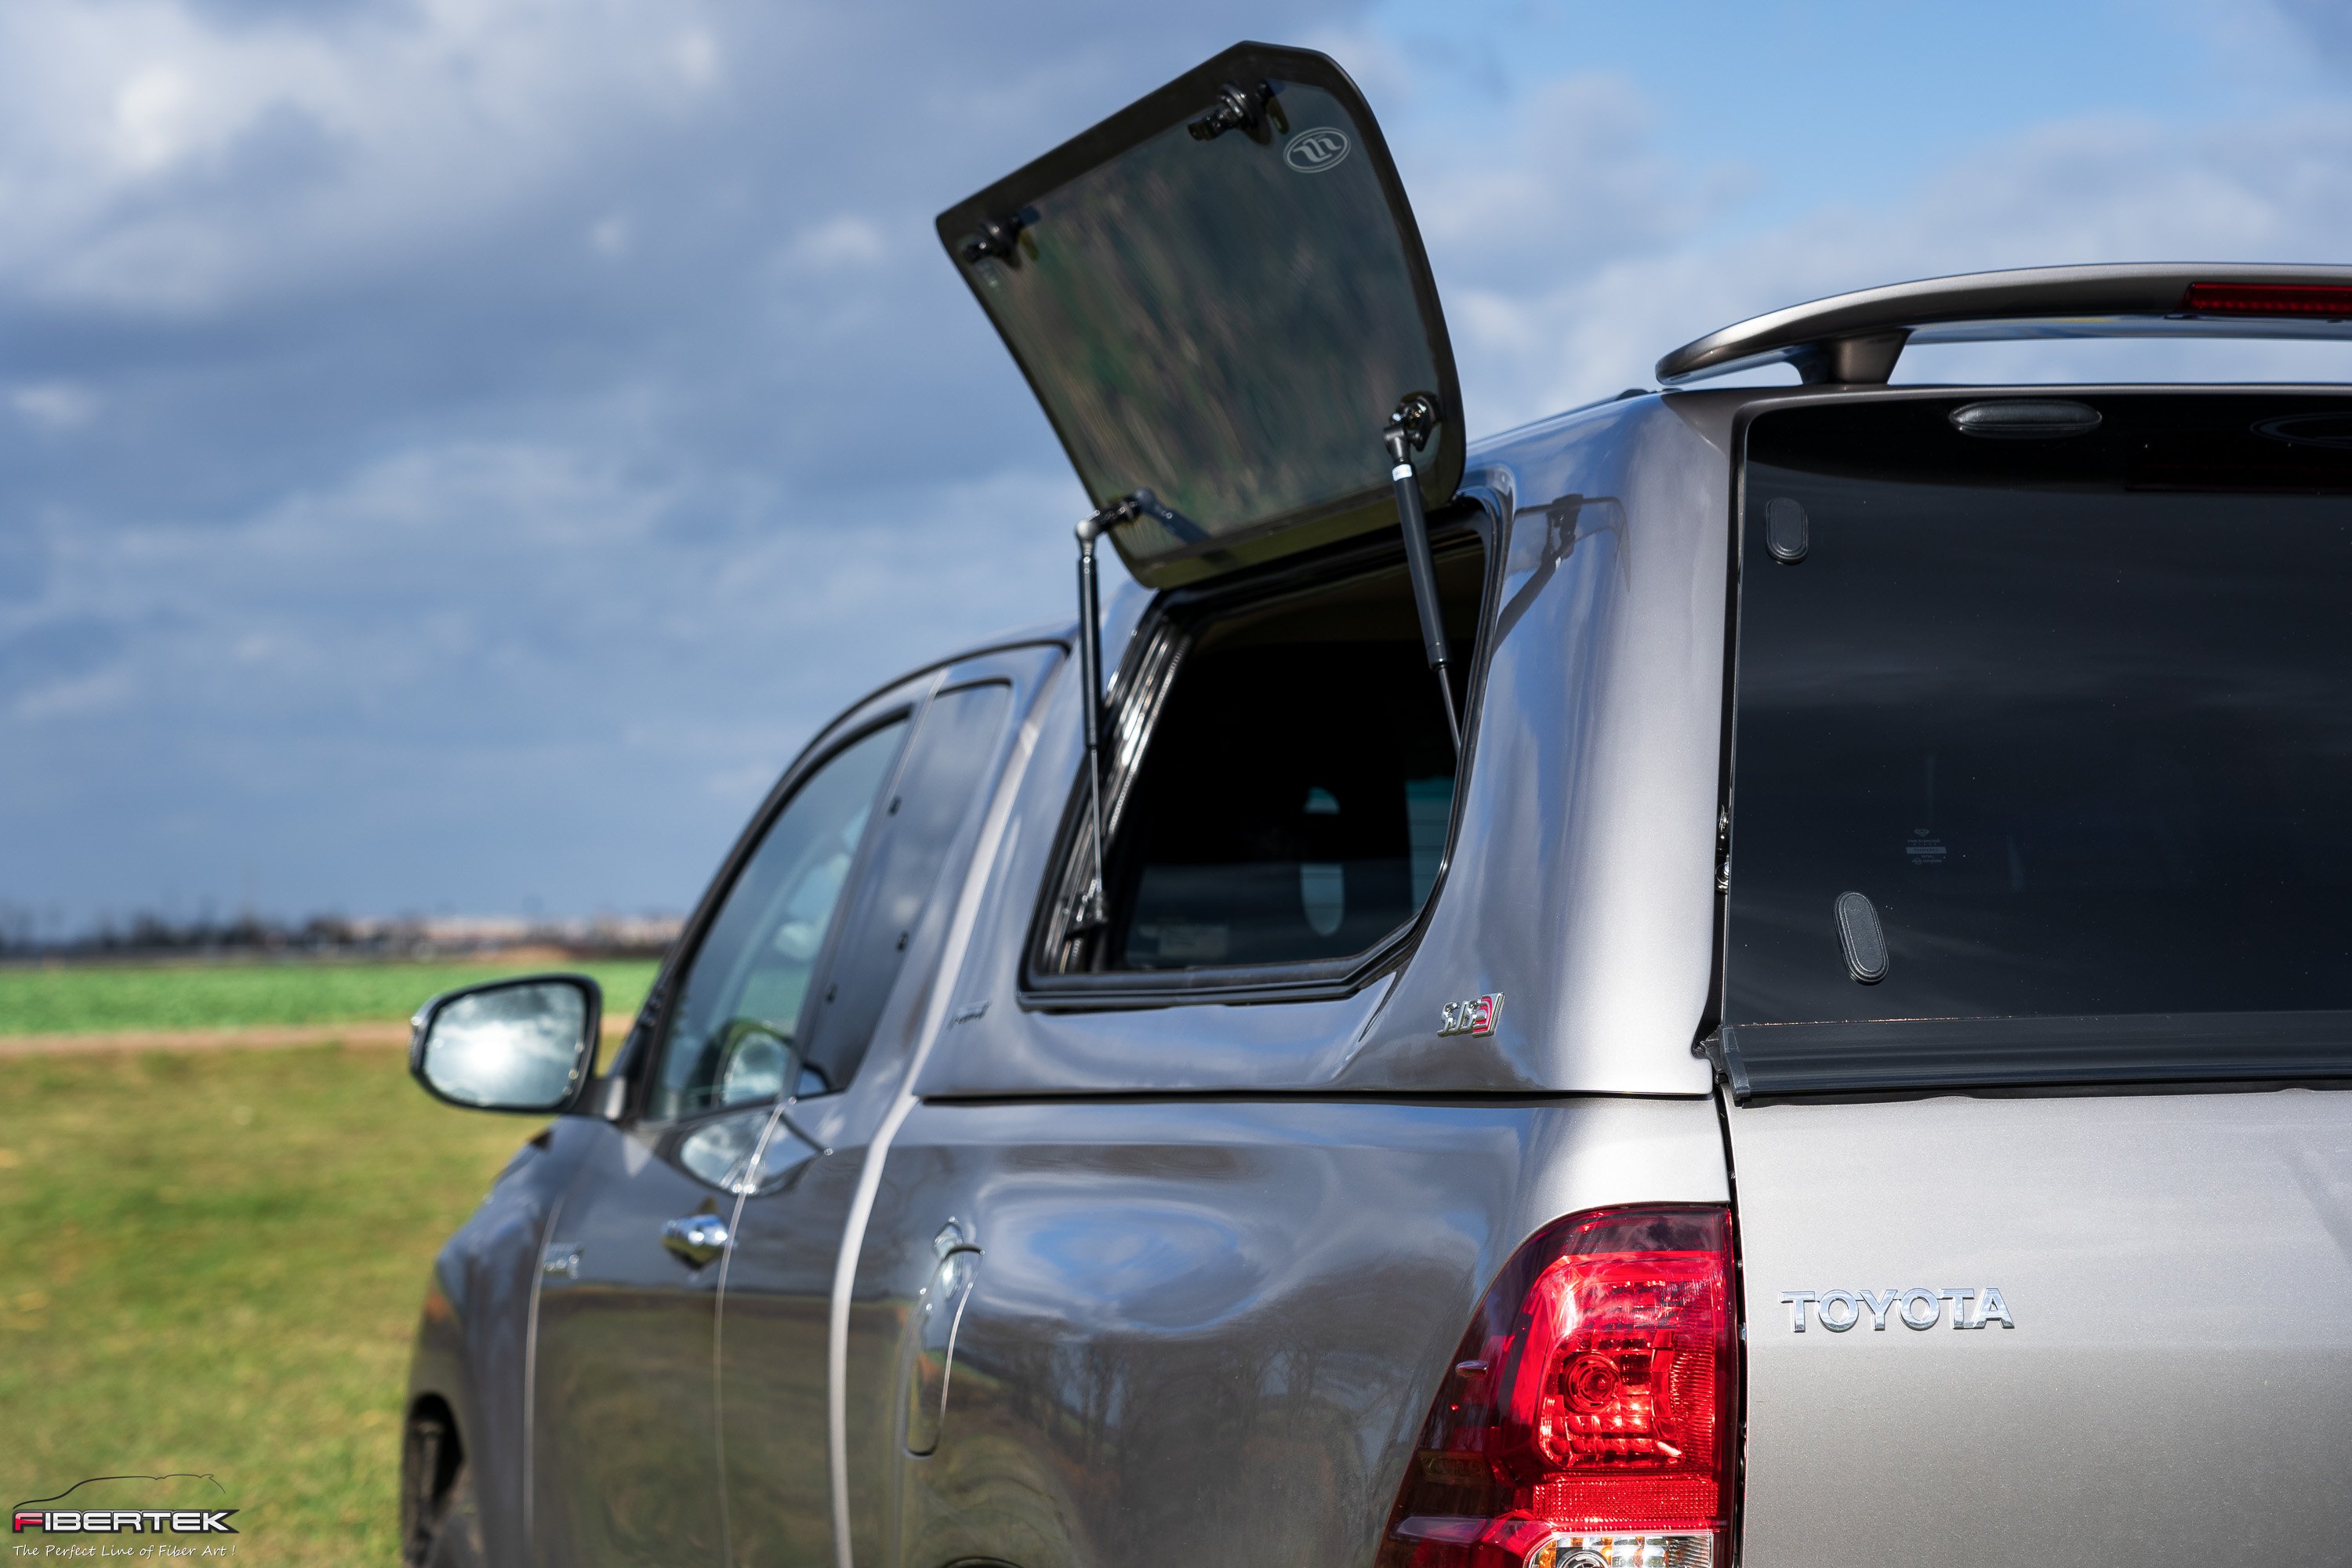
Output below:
[1066,488,1195,935]
[1068,496,1131,932]
[1385,394,1461,753]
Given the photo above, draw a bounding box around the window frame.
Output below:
[617,685,928,1128]
[1020,495,1502,1009]
[793,676,1018,1090]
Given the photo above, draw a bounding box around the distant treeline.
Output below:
[0,909,682,963]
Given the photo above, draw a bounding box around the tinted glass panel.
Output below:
[1729,395,2352,1026]
[1100,548,1479,969]
[651,720,905,1120]
[797,683,1011,1088]
[939,45,1460,584]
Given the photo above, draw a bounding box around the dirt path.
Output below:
[0,1017,635,1058]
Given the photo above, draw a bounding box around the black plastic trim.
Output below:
[1711,1010,2352,1104]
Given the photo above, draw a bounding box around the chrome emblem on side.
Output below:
[1780,1287,2014,1332]
[1438,993,1503,1037]
[1283,127,1352,174]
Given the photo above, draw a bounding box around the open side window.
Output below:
[947,40,1485,1004]
[1030,516,1490,996]
[938,41,1461,586]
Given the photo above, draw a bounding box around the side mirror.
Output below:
[409,974,601,1114]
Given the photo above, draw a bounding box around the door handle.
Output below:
[660,1213,730,1268]
[904,1221,982,1455]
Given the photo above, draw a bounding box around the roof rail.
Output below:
[1656,263,2352,387]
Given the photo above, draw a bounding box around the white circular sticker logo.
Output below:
[1283,127,1352,174]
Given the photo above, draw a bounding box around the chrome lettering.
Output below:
[1788,1285,2009,1334]
[1437,993,1504,1037]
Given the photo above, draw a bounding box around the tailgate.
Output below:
[1720,394,2352,1562]
[1730,1089,2352,1563]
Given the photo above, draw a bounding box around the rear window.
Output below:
[1727,394,2352,1027]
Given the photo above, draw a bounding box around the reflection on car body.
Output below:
[395,38,2352,1568]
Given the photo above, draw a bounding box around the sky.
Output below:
[6,0,2352,935]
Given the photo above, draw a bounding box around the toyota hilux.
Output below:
[395,40,2352,1568]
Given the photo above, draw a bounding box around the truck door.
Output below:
[531,709,913,1567]
[1715,393,2352,1564]
[715,651,1044,1568]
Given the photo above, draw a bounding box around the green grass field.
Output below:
[0,956,659,1036]
[0,1042,536,1564]
[0,958,664,1563]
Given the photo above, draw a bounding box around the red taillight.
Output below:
[2181,281,2352,319]
[1379,1206,1736,1568]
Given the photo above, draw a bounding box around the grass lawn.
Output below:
[0,957,659,1036]
[0,1043,543,1564]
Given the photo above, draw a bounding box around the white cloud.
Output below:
[786,214,890,270]
[672,27,720,90]
[13,666,134,720]
[113,64,200,173]
[10,382,99,430]
[588,212,632,258]
[10,0,2352,927]
[1405,99,2352,426]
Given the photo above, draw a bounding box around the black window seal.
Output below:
[1017,493,1504,1012]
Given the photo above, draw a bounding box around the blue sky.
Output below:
[5,0,2352,934]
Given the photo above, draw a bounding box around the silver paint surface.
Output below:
[845,1095,1729,1568]
[1731,1087,2352,1566]
[920,394,1742,1098]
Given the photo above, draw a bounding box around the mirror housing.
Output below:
[409,973,602,1114]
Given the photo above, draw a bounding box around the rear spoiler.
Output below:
[1657,263,2352,387]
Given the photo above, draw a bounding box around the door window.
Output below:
[648,719,907,1121]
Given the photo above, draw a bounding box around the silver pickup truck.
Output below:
[396,41,2352,1568]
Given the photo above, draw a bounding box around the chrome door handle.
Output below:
[660,1213,730,1268]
